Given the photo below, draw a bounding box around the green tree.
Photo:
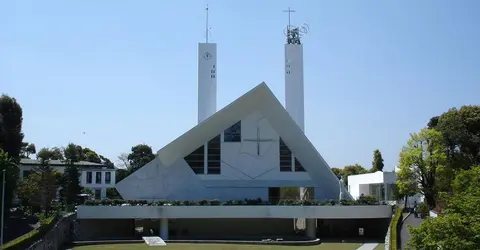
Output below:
[0,94,24,216]
[35,148,58,214]
[331,167,343,178]
[371,149,384,172]
[428,105,480,170]
[342,164,368,186]
[128,144,156,172]
[20,142,36,158]
[61,143,82,206]
[397,128,447,209]
[17,172,42,213]
[408,166,480,250]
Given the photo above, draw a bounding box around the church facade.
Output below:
[115,83,349,202]
[75,10,393,242]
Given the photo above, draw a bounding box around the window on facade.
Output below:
[294,158,306,172]
[213,65,215,69]
[96,172,102,184]
[279,138,292,172]
[105,172,111,184]
[207,135,221,174]
[211,70,216,73]
[86,172,93,184]
[184,145,205,174]
[224,121,241,142]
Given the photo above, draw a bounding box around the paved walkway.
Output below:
[400,214,424,249]
[356,243,379,250]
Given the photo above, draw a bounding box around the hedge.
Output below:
[3,215,58,250]
[389,207,403,250]
[83,197,381,206]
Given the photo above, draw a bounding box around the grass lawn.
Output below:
[72,243,363,250]
[373,243,385,249]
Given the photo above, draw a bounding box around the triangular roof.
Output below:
[155,82,351,198]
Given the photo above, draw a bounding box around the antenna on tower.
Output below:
[283,7,309,45]
[205,5,210,43]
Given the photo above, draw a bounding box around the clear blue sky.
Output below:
[1,1,479,170]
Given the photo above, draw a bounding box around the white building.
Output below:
[347,170,424,206]
[347,171,396,202]
[19,158,116,200]
[76,9,392,241]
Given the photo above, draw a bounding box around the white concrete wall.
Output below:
[198,43,217,123]
[348,171,396,199]
[77,205,392,219]
[201,111,311,182]
[285,44,304,132]
[116,111,340,201]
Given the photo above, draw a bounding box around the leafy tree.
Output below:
[371,149,384,172]
[35,148,58,214]
[61,143,82,206]
[127,144,156,172]
[17,172,42,213]
[20,142,36,158]
[342,164,368,186]
[0,149,18,226]
[331,167,343,177]
[0,94,23,215]
[117,153,130,170]
[408,166,480,250]
[50,147,64,160]
[397,128,447,209]
[428,105,480,170]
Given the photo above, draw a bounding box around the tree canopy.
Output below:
[371,149,384,172]
[428,105,480,170]
[408,166,480,250]
[396,128,447,208]
[0,94,24,215]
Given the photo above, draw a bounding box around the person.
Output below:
[413,201,418,218]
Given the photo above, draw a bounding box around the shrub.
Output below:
[417,202,429,218]
[81,198,387,206]
[3,215,58,250]
[389,207,403,250]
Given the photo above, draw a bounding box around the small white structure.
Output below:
[347,171,396,202]
[19,158,116,200]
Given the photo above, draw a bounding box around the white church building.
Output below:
[76,9,392,241]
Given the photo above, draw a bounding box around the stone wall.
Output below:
[27,213,75,250]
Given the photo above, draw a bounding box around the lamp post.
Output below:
[1,169,5,250]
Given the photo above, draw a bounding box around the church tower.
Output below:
[198,5,217,124]
[283,7,308,132]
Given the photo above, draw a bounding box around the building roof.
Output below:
[154,82,351,198]
[20,158,114,169]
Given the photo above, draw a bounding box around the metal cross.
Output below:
[243,126,274,156]
[283,7,296,28]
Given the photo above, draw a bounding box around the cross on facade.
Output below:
[243,126,274,156]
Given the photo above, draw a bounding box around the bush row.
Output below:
[83,197,380,206]
[389,206,403,250]
[4,214,58,250]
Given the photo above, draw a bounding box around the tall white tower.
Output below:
[283,8,316,239]
[198,5,217,124]
[283,7,308,132]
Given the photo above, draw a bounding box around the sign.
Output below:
[358,228,364,236]
[142,236,167,246]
